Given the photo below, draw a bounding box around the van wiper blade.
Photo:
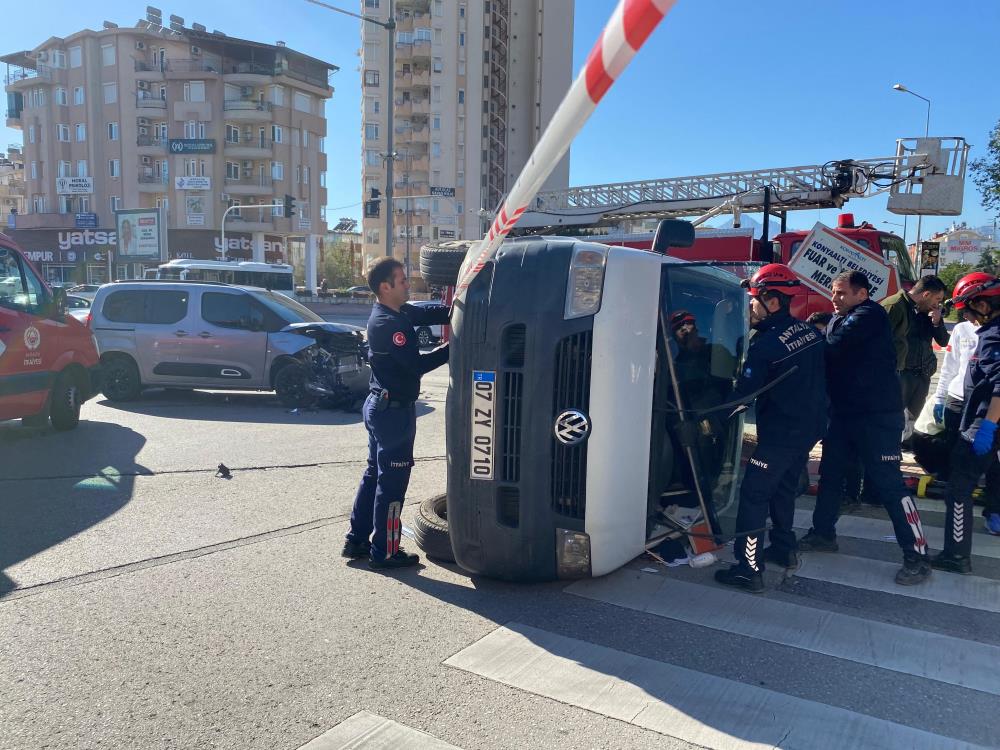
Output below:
[655,365,799,418]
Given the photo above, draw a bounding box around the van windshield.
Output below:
[251,289,325,323]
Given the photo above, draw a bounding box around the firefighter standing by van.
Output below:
[932,272,1000,574]
[799,271,931,585]
[715,264,827,593]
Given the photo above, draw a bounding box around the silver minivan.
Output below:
[90,281,370,406]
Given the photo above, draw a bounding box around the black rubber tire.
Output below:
[50,370,82,431]
[412,493,454,563]
[274,362,317,408]
[416,326,433,347]
[102,355,142,402]
[419,245,468,286]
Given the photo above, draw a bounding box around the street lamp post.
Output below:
[892,83,931,266]
[305,0,396,259]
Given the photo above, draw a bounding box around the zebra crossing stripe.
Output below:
[795,553,1000,614]
[566,571,1000,696]
[296,711,462,749]
[446,623,989,750]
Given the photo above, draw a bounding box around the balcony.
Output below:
[227,211,274,232]
[277,67,330,91]
[138,172,169,192]
[411,39,432,61]
[136,96,167,110]
[397,0,431,10]
[134,60,165,73]
[5,65,51,87]
[223,62,274,85]
[166,58,222,76]
[224,174,274,195]
[223,99,273,121]
[137,135,167,152]
[224,137,273,159]
[6,109,21,129]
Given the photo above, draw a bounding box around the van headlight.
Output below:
[564,246,608,319]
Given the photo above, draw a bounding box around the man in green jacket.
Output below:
[882,276,949,446]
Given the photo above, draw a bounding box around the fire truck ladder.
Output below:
[483,0,511,225]
[512,137,970,233]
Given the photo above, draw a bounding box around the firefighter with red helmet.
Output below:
[715,263,827,592]
[932,271,1000,574]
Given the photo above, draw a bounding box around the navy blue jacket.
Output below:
[960,315,1000,433]
[824,298,903,415]
[367,302,450,402]
[736,311,827,448]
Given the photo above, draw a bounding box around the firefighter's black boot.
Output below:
[930,551,972,575]
[714,564,765,593]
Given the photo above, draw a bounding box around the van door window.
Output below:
[201,292,265,330]
[0,248,48,314]
[103,290,188,324]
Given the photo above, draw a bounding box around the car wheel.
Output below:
[274,363,317,408]
[412,493,454,562]
[102,356,142,402]
[50,370,82,431]
[416,327,432,347]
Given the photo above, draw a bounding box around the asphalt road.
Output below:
[2,368,998,749]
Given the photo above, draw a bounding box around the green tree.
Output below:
[977,248,1000,275]
[971,120,1000,214]
[321,239,357,288]
[938,261,973,293]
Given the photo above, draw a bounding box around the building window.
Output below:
[271,125,283,144]
[103,82,118,104]
[271,162,284,181]
[364,123,379,140]
[226,161,240,180]
[110,196,120,213]
[303,166,310,184]
[75,123,86,142]
[295,165,301,184]
[302,130,309,148]
[79,196,90,212]
[269,85,284,106]
[433,85,441,102]
[55,87,67,106]
[109,159,120,177]
[100,43,115,66]
[320,173,326,187]
[432,142,442,157]
[433,57,443,73]
[30,162,37,180]
[364,0,379,7]
[76,160,88,177]
[416,28,432,42]
[433,116,441,130]
[73,86,84,105]
[291,128,300,147]
[158,85,167,100]
[28,125,35,144]
[364,41,378,59]
[226,124,240,143]
[458,61,466,76]
[58,161,71,178]
[434,28,443,44]
[57,124,70,142]
[319,136,325,152]
[365,149,381,167]
[51,49,66,68]
[293,92,312,113]
[108,122,119,141]
[69,46,82,68]
[155,122,168,139]
[184,120,206,139]
[59,195,71,214]
[364,70,380,87]
[457,171,465,187]
[459,32,465,46]
[457,89,465,104]
[183,81,206,102]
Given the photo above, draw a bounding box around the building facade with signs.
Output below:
[2,11,336,285]
[359,0,573,274]
[927,223,1000,267]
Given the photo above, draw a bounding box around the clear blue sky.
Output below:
[4,0,997,241]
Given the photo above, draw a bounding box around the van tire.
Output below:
[102,355,142,402]
[50,370,82,431]
[275,362,316,408]
[419,245,467,287]
[412,493,454,562]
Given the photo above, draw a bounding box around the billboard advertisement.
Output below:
[115,208,163,259]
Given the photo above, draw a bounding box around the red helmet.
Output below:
[742,263,802,298]
[951,272,1000,310]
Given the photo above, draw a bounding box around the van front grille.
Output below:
[501,371,523,482]
[551,331,593,519]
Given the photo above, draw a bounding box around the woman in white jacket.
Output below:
[932,312,1000,535]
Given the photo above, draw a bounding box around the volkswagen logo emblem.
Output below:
[554,409,591,446]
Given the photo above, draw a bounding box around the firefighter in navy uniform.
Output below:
[342,258,450,569]
[799,271,932,585]
[932,272,1000,575]
[715,264,827,593]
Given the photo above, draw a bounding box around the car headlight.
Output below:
[564,245,608,319]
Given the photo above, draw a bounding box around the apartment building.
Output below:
[360,0,574,274]
[0,146,26,222]
[2,12,336,285]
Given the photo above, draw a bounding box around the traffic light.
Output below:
[283,194,296,218]
[365,187,381,218]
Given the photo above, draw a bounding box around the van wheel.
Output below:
[50,371,82,431]
[102,356,142,402]
[275,363,316,408]
[412,493,454,562]
[416,327,432,347]
[419,245,468,287]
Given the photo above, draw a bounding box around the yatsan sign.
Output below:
[58,229,117,250]
[214,236,285,253]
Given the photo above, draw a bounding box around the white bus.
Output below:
[145,259,295,295]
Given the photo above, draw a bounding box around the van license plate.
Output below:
[471,370,496,480]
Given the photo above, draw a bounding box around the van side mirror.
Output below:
[651,219,695,254]
[50,286,67,320]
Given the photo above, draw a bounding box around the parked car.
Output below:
[0,237,101,430]
[89,280,370,408]
[346,285,374,300]
[407,299,446,347]
[66,284,102,301]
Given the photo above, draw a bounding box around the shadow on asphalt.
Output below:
[0,420,147,595]
[93,389,437,425]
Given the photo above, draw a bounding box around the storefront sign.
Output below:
[75,213,98,228]
[175,176,211,191]
[788,222,899,302]
[55,177,94,195]
[116,208,163,259]
[167,230,286,263]
[169,138,216,154]
[430,186,455,197]
[438,229,455,239]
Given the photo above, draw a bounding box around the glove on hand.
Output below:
[973,419,998,456]
[933,403,945,425]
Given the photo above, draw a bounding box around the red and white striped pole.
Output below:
[455,0,677,298]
